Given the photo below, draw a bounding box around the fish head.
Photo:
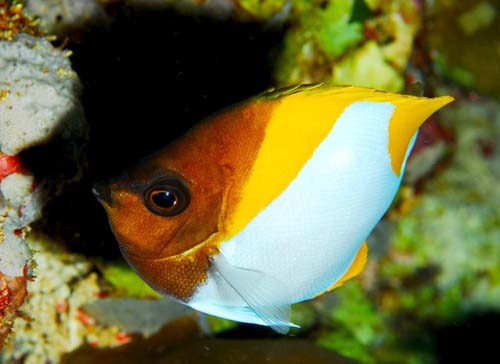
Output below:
[93,141,225,261]
[92,99,275,300]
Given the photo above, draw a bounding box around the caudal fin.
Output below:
[387,95,454,176]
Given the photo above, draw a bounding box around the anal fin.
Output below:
[315,242,368,298]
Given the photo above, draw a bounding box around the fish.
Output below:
[93,84,453,334]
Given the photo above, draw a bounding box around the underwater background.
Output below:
[0,0,499,363]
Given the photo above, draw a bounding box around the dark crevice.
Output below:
[435,312,500,364]
[35,7,284,258]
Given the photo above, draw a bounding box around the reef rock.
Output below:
[0,34,84,155]
[0,29,86,346]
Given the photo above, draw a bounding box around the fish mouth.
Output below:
[92,180,113,206]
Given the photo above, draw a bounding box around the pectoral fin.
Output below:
[211,253,298,334]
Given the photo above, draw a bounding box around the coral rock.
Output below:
[0,33,83,155]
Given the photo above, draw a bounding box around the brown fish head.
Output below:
[93,142,226,261]
[92,99,275,300]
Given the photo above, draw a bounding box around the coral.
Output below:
[275,0,420,91]
[2,235,121,363]
[0,179,32,347]
[1,235,203,363]
[0,174,33,278]
[0,34,83,155]
[0,2,40,41]
[332,40,404,92]
[275,0,363,85]
[3,235,188,361]
[0,4,86,346]
[0,269,28,351]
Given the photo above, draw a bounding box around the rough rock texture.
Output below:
[0,12,86,344]
[0,33,84,155]
[0,167,38,347]
[83,298,191,337]
[1,235,197,364]
[2,236,107,364]
[0,174,33,277]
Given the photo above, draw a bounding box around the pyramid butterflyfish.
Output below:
[94,85,453,334]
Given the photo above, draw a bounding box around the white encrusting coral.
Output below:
[0,32,86,347]
[0,33,83,155]
[0,32,84,278]
[0,214,30,278]
[0,173,37,277]
[1,173,34,210]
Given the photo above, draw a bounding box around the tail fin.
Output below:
[387,95,454,176]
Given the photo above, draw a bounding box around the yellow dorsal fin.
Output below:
[327,242,368,292]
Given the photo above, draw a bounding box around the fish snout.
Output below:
[93,180,113,206]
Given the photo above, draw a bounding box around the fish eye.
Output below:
[143,177,190,217]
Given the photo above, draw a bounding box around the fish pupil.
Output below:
[143,177,190,216]
[152,191,177,208]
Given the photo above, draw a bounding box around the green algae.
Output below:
[236,0,289,20]
[332,40,404,92]
[206,315,239,334]
[275,0,418,92]
[304,0,364,59]
[275,0,364,85]
[318,281,382,363]
[102,260,160,298]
